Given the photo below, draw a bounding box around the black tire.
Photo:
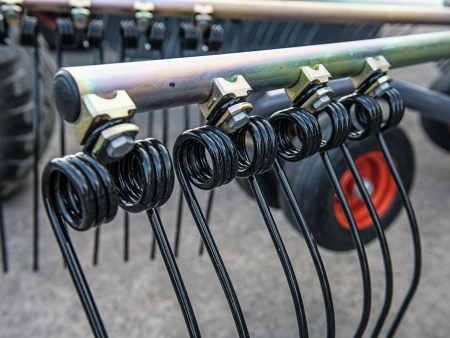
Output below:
[420,76,450,152]
[278,127,415,251]
[0,37,56,198]
[235,169,280,209]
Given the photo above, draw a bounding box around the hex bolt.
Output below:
[312,95,331,112]
[373,81,391,97]
[226,111,250,131]
[106,135,135,159]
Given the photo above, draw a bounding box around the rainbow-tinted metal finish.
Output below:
[22,0,450,24]
[55,30,450,115]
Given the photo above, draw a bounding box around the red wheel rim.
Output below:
[333,151,397,231]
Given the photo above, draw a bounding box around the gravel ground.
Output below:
[1,34,450,337]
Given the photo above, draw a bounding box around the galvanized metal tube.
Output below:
[54,31,450,120]
[22,0,450,24]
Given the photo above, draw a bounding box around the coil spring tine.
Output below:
[337,94,396,336]
[0,197,6,273]
[109,138,201,337]
[174,106,190,257]
[343,82,421,336]
[173,126,249,337]
[198,189,214,256]
[150,108,170,260]
[378,132,421,338]
[318,151,371,338]
[20,16,40,271]
[117,20,138,261]
[268,108,335,337]
[373,87,421,337]
[231,116,309,338]
[42,153,118,337]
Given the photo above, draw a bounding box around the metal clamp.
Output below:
[285,64,333,113]
[71,90,138,162]
[350,56,392,96]
[0,0,23,26]
[134,0,154,33]
[69,0,91,30]
[198,75,253,134]
[194,3,213,33]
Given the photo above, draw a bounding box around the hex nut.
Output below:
[312,95,331,112]
[106,135,135,159]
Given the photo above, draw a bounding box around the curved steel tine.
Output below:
[150,108,169,260]
[21,17,41,272]
[232,116,309,337]
[378,133,421,338]
[110,138,202,337]
[173,106,190,257]
[268,108,335,337]
[198,189,214,256]
[42,154,117,338]
[173,126,250,338]
[92,34,105,266]
[0,185,7,273]
[373,87,421,337]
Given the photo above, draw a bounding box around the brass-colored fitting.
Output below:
[69,0,91,30]
[73,90,137,145]
[350,56,391,89]
[134,1,154,32]
[285,64,333,113]
[193,3,213,33]
[199,75,252,119]
[0,0,23,26]
[286,64,331,102]
[198,75,253,134]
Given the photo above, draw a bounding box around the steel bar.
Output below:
[21,0,450,24]
[55,31,450,120]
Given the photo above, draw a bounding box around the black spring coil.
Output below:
[119,20,139,56]
[203,24,224,52]
[42,153,116,337]
[173,126,249,338]
[20,16,38,47]
[318,101,351,152]
[108,139,201,337]
[56,17,75,47]
[86,19,104,49]
[0,14,7,44]
[179,22,199,51]
[268,108,336,338]
[347,81,420,337]
[148,21,166,51]
[317,98,389,338]
[43,139,202,337]
[231,116,308,338]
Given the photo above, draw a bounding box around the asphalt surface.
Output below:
[1,32,450,337]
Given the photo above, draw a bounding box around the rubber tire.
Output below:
[278,127,414,251]
[235,170,280,209]
[0,37,56,198]
[420,76,450,152]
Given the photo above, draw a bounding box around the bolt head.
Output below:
[312,95,331,112]
[373,81,391,97]
[226,111,250,131]
[106,135,135,159]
